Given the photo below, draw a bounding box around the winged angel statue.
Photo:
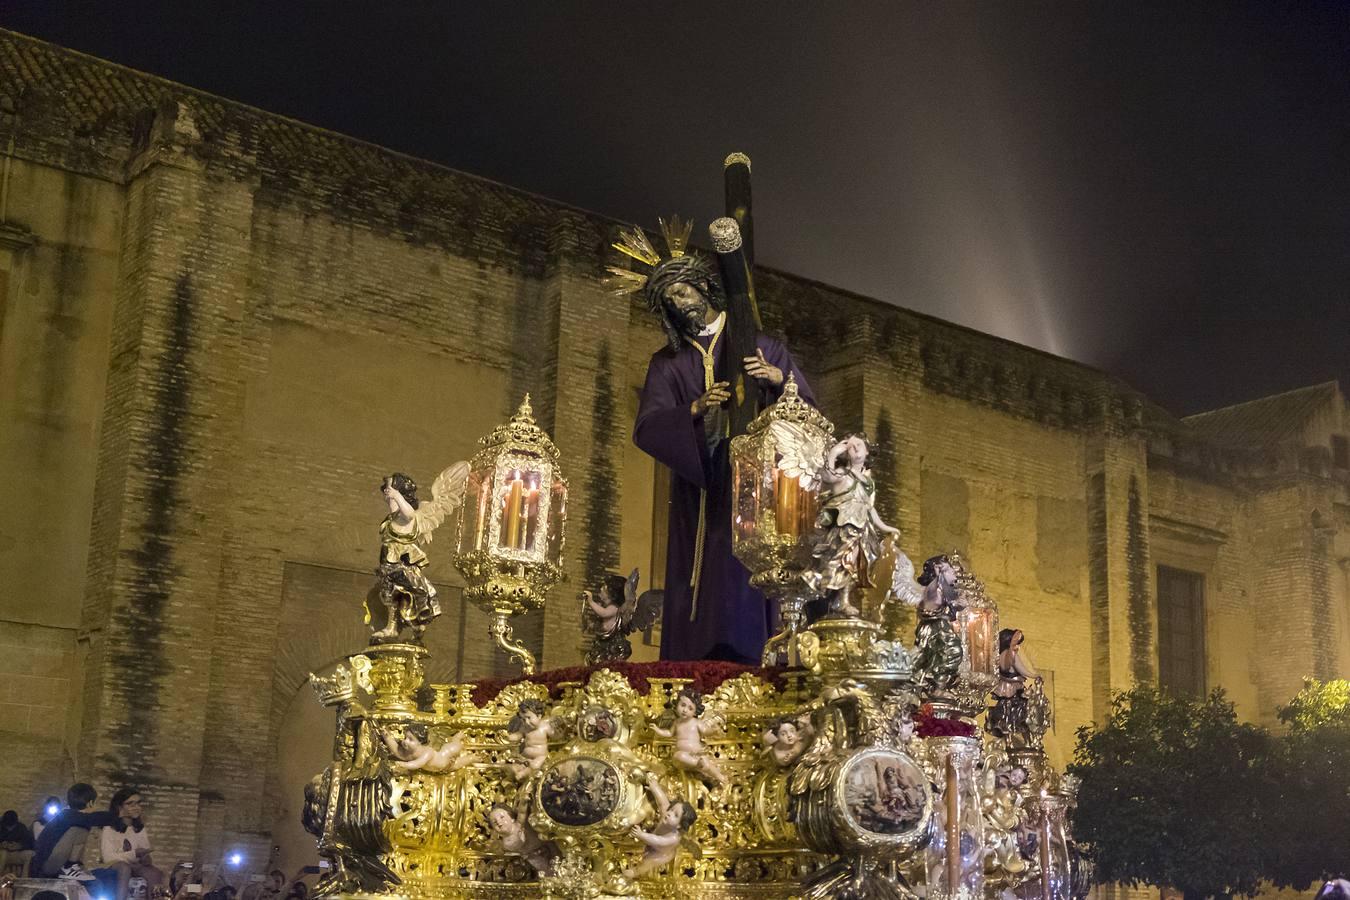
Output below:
[771,421,914,618]
[365,462,471,644]
[581,568,664,665]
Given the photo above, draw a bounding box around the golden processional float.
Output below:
[302,384,1090,900]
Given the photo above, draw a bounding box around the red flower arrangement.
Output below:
[470,659,790,707]
[913,702,977,738]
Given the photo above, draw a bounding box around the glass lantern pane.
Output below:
[732,452,761,549]
[465,467,492,553]
[547,477,567,566]
[964,608,997,678]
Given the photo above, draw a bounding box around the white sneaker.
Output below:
[59,863,97,882]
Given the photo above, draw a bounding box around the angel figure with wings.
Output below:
[623,773,699,880]
[365,462,470,644]
[380,727,477,774]
[803,433,901,617]
[581,569,664,665]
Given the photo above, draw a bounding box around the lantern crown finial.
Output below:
[515,393,535,425]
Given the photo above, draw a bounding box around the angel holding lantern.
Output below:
[581,569,664,665]
[366,462,470,643]
[803,433,901,617]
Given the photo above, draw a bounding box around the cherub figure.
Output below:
[581,569,663,666]
[487,804,558,876]
[623,774,698,880]
[987,628,1050,750]
[981,761,1029,882]
[366,462,470,643]
[380,728,476,773]
[651,687,726,786]
[912,555,965,694]
[505,699,564,781]
[804,433,901,617]
[761,716,812,768]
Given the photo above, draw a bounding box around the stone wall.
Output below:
[0,27,1345,864]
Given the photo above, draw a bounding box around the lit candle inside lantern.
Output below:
[503,475,523,549]
[775,470,798,538]
[798,483,816,536]
[946,751,960,892]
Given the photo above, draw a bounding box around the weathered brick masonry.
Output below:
[0,29,1346,864]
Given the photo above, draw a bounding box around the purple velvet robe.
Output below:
[634,330,814,662]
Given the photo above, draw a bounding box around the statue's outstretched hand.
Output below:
[743,349,783,386]
[691,382,731,417]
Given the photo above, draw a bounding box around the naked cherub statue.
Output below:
[805,433,901,617]
[380,728,476,774]
[505,699,564,781]
[366,462,470,643]
[581,569,663,666]
[623,773,698,880]
[761,715,813,768]
[488,804,558,875]
[651,686,726,786]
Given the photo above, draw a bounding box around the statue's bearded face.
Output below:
[663,281,711,336]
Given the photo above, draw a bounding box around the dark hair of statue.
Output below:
[600,573,629,607]
[389,473,420,509]
[917,555,952,586]
[673,799,698,830]
[998,628,1022,654]
[674,686,705,717]
[109,786,145,833]
[643,255,727,351]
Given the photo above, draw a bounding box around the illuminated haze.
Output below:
[6,2,1347,414]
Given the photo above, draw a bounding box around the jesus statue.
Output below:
[622,224,813,662]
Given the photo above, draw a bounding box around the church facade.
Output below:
[0,29,1346,865]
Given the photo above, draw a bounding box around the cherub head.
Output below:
[673,687,705,720]
[918,555,958,606]
[487,804,518,835]
[769,717,801,747]
[395,725,428,754]
[597,573,629,609]
[834,432,872,471]
[383,473,420,509]
[661,798,697,832]
[515,699,547,732]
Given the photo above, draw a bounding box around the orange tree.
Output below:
[1067,687,1275,900]
[1265,679,1350,890]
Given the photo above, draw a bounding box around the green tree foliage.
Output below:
[1266,679,1350,890]
[1067,687,1274,900]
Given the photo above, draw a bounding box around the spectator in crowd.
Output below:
[32,783,119,881]
[0,810,34,877]
[98,789,163,900]
[282,881,307,900]
[240,870,286,900]
[1315,881,1350,900]
[31,798,62,840]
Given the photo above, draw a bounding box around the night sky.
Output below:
[5,2,1348,416]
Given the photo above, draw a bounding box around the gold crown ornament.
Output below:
[603,215,697,297]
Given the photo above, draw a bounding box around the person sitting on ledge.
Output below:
[32,783,119,882]
[0,810,34,875]
[98,788,163,900]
